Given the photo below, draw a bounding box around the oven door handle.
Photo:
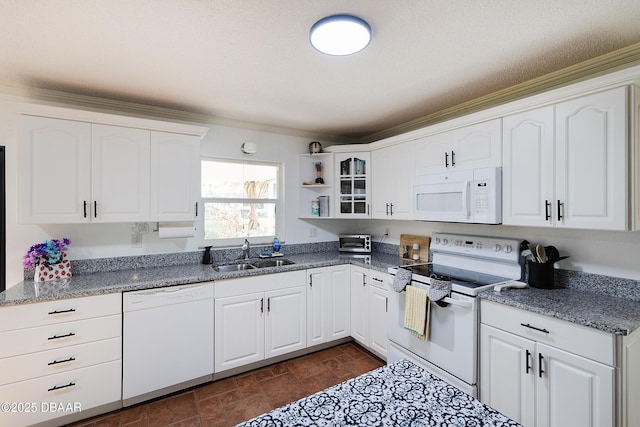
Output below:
[435,297,472,309]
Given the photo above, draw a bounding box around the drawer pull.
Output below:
[48,357,76,366]
[48,308,76,315]
[48,382,76,392]
[372,277,383,283]
[520,323,550,334]
[48,332,76,340]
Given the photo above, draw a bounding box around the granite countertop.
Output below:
[479,286,640,336]
[0,252,401,307]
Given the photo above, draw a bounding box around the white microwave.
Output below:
[413,167,502,224]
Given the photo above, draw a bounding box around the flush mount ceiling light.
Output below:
[310,14,371,56]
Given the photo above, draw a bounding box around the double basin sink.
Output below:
[213,258,295,272]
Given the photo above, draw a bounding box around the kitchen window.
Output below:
[201,158,282,246]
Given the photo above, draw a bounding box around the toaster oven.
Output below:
[339,234,371,253]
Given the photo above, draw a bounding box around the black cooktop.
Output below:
[402,263,512,289]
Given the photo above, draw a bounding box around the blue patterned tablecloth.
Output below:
[236,359,521,426]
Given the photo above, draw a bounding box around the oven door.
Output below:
[388,280,478,387]
[413,169,473,223]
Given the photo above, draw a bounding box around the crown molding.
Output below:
[360,42,640,143]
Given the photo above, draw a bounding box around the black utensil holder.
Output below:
[527,261,554,289]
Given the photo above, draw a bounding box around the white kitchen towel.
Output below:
[393,267,412,292]
[404,285,430,340]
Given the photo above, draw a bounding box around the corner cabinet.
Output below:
[502,86,631,230]
[480,300,615,427]
[371,142,414,219]
[20,116,151,223]
[298,153,334,218]
[335,152,371,218]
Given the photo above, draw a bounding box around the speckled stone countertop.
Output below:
[479,286,640,336]
[0,252,401,307]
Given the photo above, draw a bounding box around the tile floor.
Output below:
[68,342,384,427]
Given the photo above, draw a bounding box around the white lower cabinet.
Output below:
[0,294,122,427]
[214,271,307,373]
[480,300,615,427]
[350,265,389,359]
[307,265,350,346]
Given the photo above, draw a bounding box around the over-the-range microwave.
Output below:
[413,167,502,224]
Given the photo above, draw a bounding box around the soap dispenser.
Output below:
[273,237,281,254]
[202,246,213,264]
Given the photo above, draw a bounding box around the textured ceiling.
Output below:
[2,0,640,140]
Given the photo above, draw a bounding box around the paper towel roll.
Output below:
[158,223,196,239]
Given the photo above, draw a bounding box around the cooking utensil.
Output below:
[536,244,547,263]
[528,243,539,262]
[544,245,560,262]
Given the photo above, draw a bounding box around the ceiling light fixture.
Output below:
[310,14,371,56]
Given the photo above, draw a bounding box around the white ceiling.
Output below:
[2,0,640,141]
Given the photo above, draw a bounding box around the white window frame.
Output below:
[200,157,284,248]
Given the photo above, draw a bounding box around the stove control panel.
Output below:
[431,233,521,262]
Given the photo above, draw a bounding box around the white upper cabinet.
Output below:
[21,114,204,224]
[503,86,629,230]
[371,141,414,219]
[150,131,200,222]
[21,116,150,223]
[415,118,502,175]
[335,152,371,218]
[91,124,150,222]
[21,116,91,223]
[502,106,555,227]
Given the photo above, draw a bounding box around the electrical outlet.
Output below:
[131,234,142,248]
[309,227,317,237]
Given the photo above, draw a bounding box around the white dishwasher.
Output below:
[122,282,214,406]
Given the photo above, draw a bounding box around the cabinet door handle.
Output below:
[309,274,313,288]
[451,150,456,167]
[389,203,394,216]
[545,200,551,221]
[557,200,564,221]
[94,201,97,218]
[195,202,199,217]
[48,308,76,315]
[362,274,367,286]
[47,332,75,341]
[48,382,76,392]
[260,298,264,313]
[525,350,532,374]
[83,201,88,218]
[385,203,389,216]
[48,357,76,366]
[520,323,550,334]
[267,297,271,312]
[444,152,449,168]
[538,353,545,378]
[385,297,388,313]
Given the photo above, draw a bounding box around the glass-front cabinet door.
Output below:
[334,152,370,218]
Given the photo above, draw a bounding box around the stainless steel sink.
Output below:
[252,258,295,268]
[213,263,257,272]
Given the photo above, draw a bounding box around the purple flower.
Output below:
[23,238,71,269]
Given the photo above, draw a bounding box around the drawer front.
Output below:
[0,315,121,359]
[0,338,121,385]
[481,300,614,365]
[0,293,121,332]
[215,270,306,298]
[0,361,121,427]
[368,270,390,290]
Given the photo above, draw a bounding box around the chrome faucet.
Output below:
[242,239,250,259]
